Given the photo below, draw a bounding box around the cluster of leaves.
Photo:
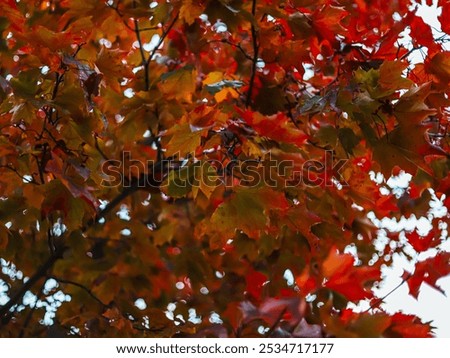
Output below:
[1,0,450,337]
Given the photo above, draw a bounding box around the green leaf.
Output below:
[315,125,337,147]
[338,128,360,155]
[10,69,41,99]
[164,165,194,198]
[211,187,288,239]
[378,61,413,94]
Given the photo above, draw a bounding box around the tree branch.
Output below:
[147,13,179,68]
[0,164,37,184]
[1,6,176,331]
[207,39,254,61]
[246,0,259,107]
[364,273,412,313]
[48,276,110,309]
[0,245,65,326]
[132,6,178,91]
[107,1,158,33]
[132,0,150,91]
[18,282,46,337]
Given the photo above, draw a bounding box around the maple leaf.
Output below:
[405,230,438,253]
[210,186,289,239]
[404,252,450,299]
[164,123,203,157]
[179,0,205,25]
[439,2,450,35]
[427,52,450,85]
[322,246,380,301]
[239,109,308,146]
[1,0,449,338]
[387,313,433,338]
[158,67,197,103]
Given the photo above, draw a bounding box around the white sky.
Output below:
[374,0,450,337]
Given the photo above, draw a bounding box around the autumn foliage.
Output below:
[1,0,450,337]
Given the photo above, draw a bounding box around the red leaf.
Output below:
[295,267,318,296]
[409,15,441,56]
[406,230,437,253]
[312,5,347,44]
[239,109,308,146]
[389,313,433,337]
[439,1,450,34]
[323,247,381,301]
[245,269,268,300]
[405,252,450,299]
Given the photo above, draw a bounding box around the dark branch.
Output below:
[207,39,254,61]
[18,282,46,338]
[364,273,412,313]
[132,0,150,91]
[246,0,260,107]
[146,13,179,76]
[49,276,110,309]
[0,245,65,326]
[0,164,37,184]
[131,4,178,91]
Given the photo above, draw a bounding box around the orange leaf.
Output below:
[323,247,380,301]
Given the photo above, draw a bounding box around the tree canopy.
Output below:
[1,0,450,337]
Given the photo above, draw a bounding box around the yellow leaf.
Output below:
[192,162,219,199]
[164,123,202,157]
[215,87,239,103]
[427,52,450,83]
[202,71,223,85]
[378,61,413,93]
[158,67,197,102]
[179,0,204,25]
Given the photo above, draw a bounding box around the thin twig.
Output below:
[0,245,65,326]
[207,39,254,61]
[147,13,179,67]
[399,45,424,61]
[265,307,287,337]
[246,0,259,107]
[18,282,46,338]
[132,6,178,91]
[364,273,412,313]
[132,0,150,90]
[107,1,158,33]
[48,276,110,308]
[94,133,109,161]
[0,164,37,184]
